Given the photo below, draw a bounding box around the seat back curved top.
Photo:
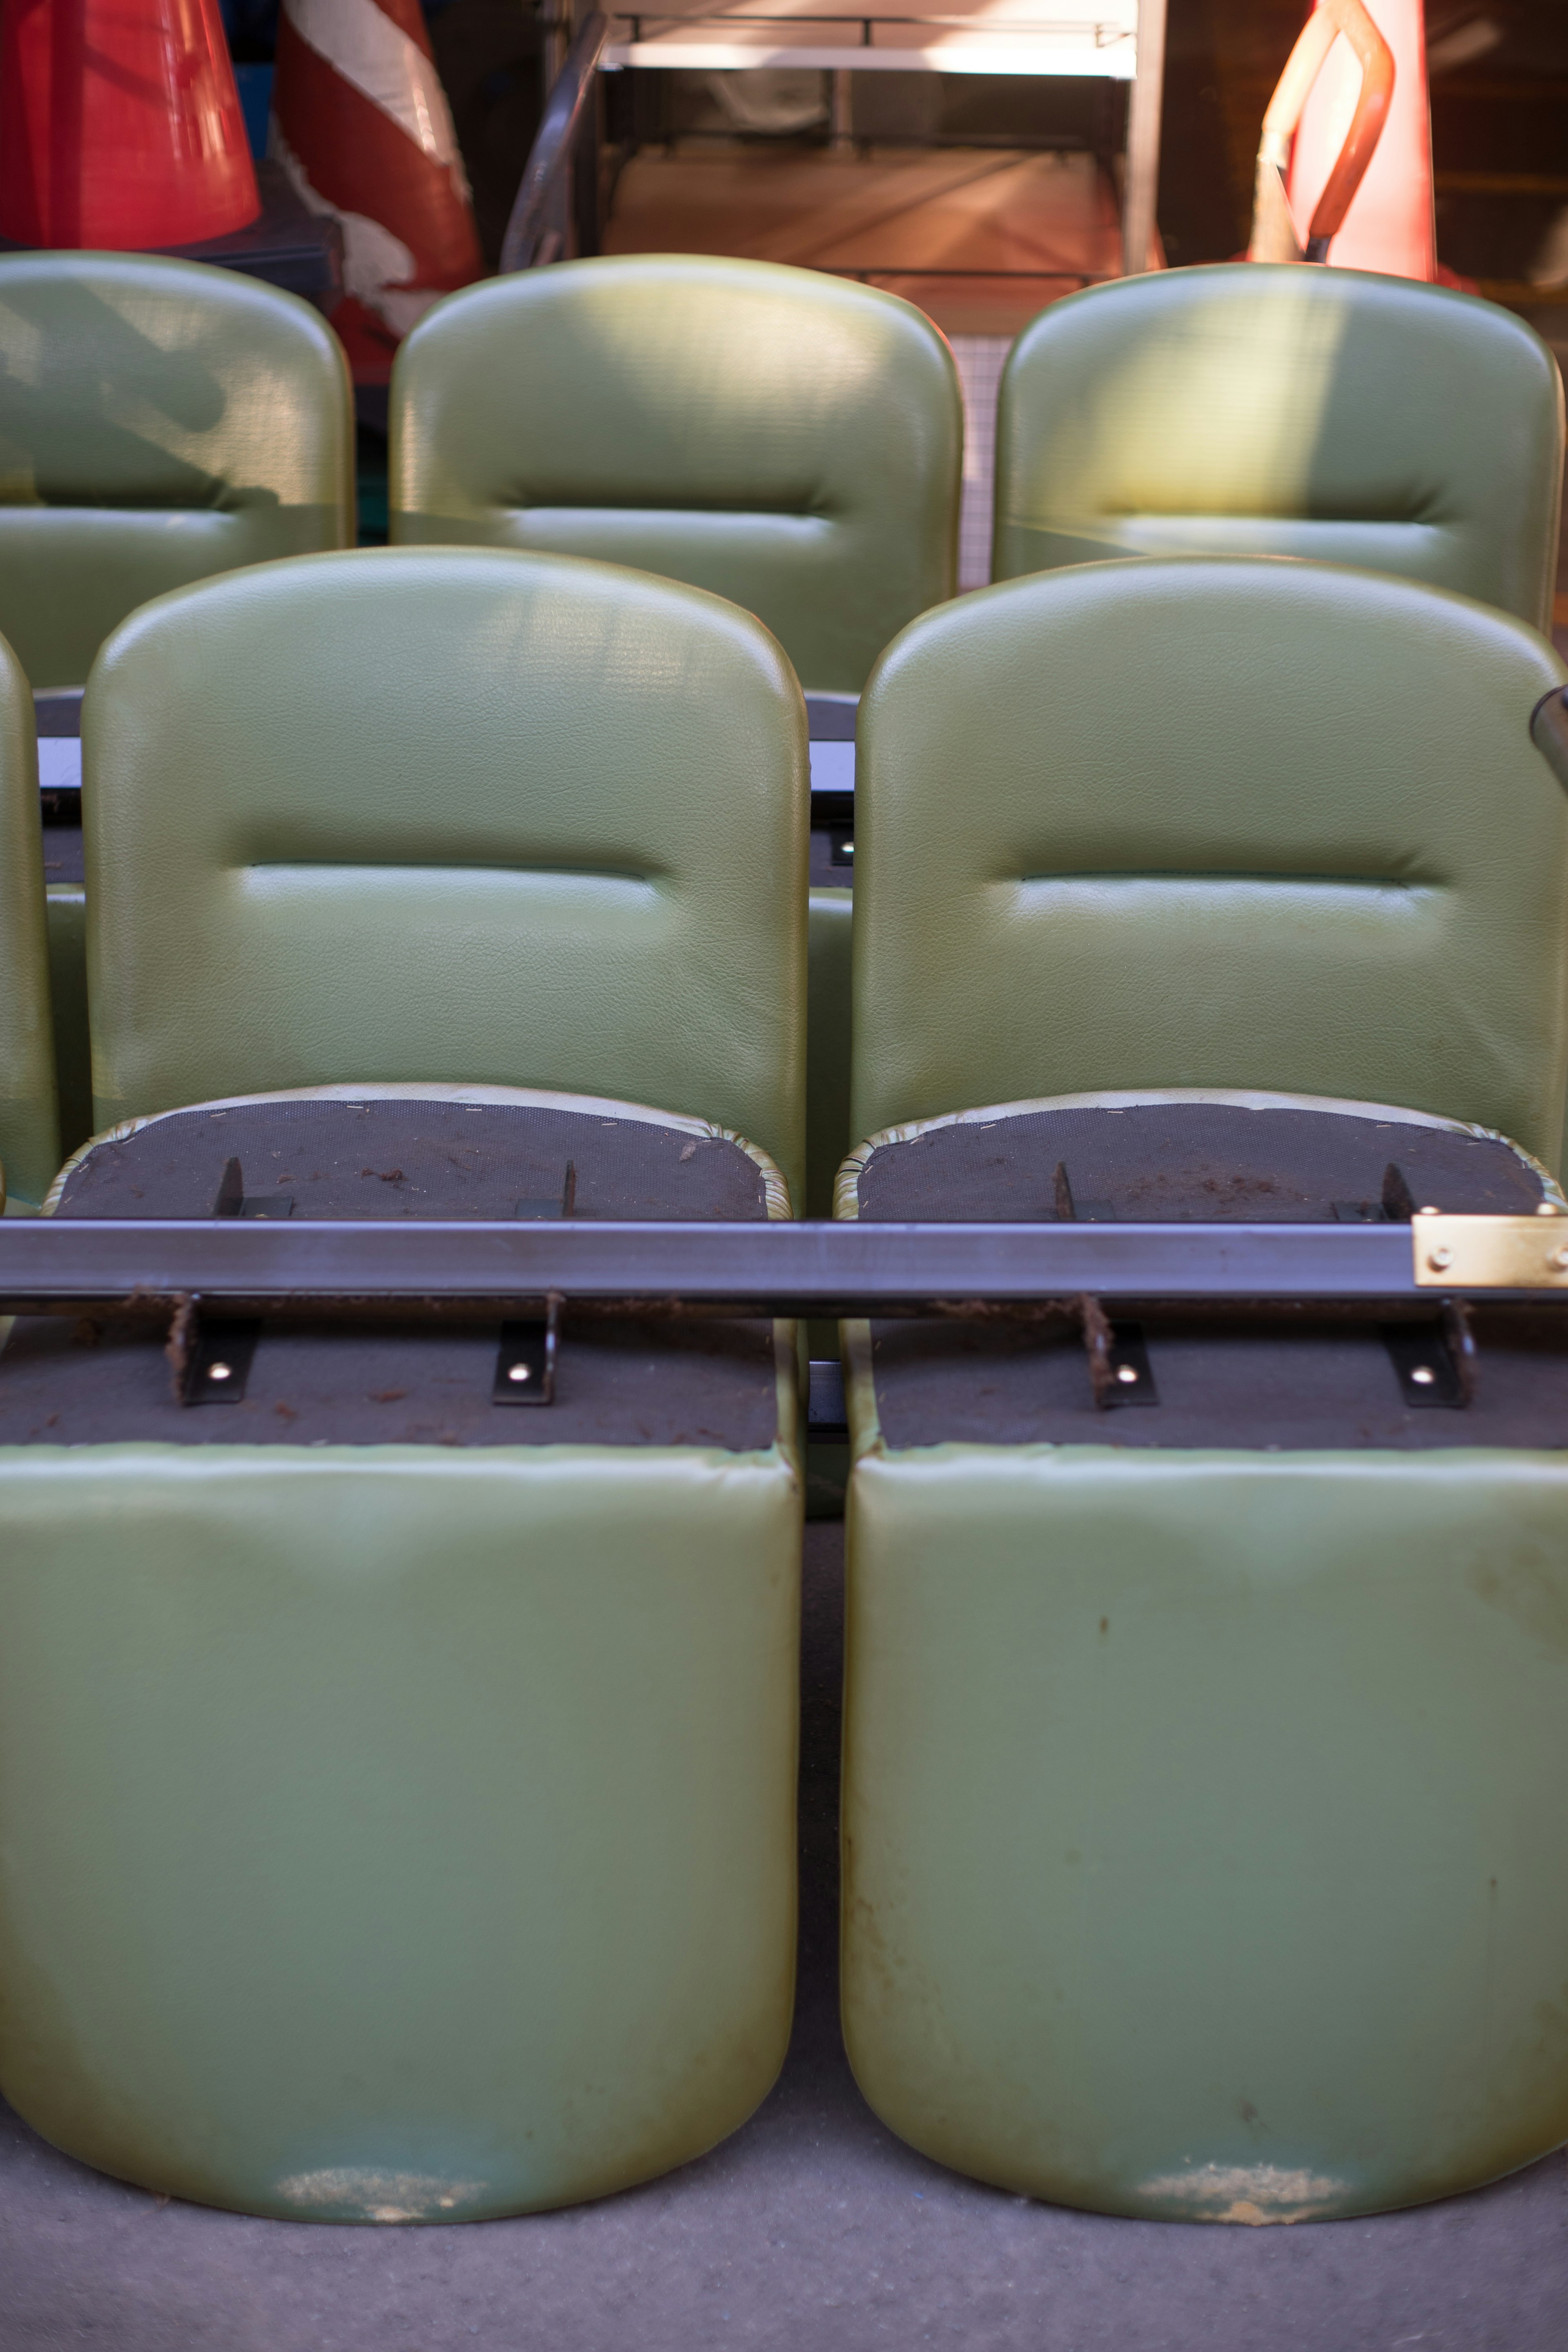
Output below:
[84,546,807,1203]
[0,252,354,688]
[389,255,962,694]
[0,626,57,1206]
[993,266,1565,634]
[851,557,1568,1164]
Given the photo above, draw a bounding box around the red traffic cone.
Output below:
[269,0,481,385]
[0,0,260,249]
[1286,0,1436,280]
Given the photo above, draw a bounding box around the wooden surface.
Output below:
[603,141,1132,331]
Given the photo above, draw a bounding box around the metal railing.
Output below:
[500,9,610,272]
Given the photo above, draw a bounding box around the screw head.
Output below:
[1537,1202,1561,1217]
[1411,1365,1436,1387]
[1550,1246,1568,1274]
[508,1362,531,1382]
[1427,1247,1452,1271]
[207,1362,232,1382]
[1419,1205,1441,1218]
[1116,1363,1139,1384]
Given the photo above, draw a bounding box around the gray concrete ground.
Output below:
[2,1521,1566,2351]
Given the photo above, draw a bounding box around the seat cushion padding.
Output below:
[851,561,1568,1163]
[2,1094,785,1450]
[993,265,1564,632]
[0,1444,798,2218]
[843,1447,1568,2218]
[0,253,353,687]
[391,256,961,693]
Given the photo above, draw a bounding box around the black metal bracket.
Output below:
[212,1156,295,1221]
[497,1169,575,1396]
[1381,1298,1477,1410]
[1080,1294,1158,1408]
[1053,1161,1116,1225]
[516,1162,576,1221]
[167,1296,260,1406]
[1103,1321,1157,1405]
[808,1357,849,1439]
[1531,686,1568,796]
[493,1294,561,1405]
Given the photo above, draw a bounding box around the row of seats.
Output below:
[3,541,1566,1217]
[0,253,1566,2229]
[2,246,1564,1218]
[1,545,1566,2227]
[1,247,1560,696]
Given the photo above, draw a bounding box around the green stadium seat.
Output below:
[837,556,1568,2218]
[389,255,959,695]
[0,252,353,689]
[993,265,1564,634]
[0,251,355,1165]
[0,546,806,2220]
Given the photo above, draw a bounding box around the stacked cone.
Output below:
[1286,0,1436,281]
[0,0,260,249]
[270,0,482,383]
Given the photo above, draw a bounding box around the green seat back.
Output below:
[86,547,807,1203]
[852,558,1568,1165]
[0,254,354,688]
[993,266,1565,634]
[0,628,57,1205]
[390,256,962,693]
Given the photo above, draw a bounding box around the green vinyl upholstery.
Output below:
[993,265,1565,634]
[0,628,56,1206]
[85,546,807,1206]
[840,1408,1568,2219]
[850,558,1568,1167]
[0,1409,802,2218]
[0,253,354,690]
[389,254,961,695]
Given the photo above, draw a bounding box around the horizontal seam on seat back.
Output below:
[1007,871,1441,891]
[229,859,667,887]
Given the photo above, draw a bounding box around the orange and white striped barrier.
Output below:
[1286,0,1436,281]
[269,0,481,383]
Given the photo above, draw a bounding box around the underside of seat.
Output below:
[7,1089,792,1450]
[843,1094,1561,1452]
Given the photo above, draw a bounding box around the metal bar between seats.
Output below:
[0,1217,1430,1313]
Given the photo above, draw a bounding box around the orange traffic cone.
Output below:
[269,0,481,385]
[1286,0,1436,280]
[0,0,259,249]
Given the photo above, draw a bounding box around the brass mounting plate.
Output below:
[1412,1211,1568,1290]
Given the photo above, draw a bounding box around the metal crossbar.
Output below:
[0,1216,1551,1318]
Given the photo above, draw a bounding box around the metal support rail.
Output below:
[0,1214,1563,1319]
[500,10,610,272]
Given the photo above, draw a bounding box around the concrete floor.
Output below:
[2,1521,1566,2350]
